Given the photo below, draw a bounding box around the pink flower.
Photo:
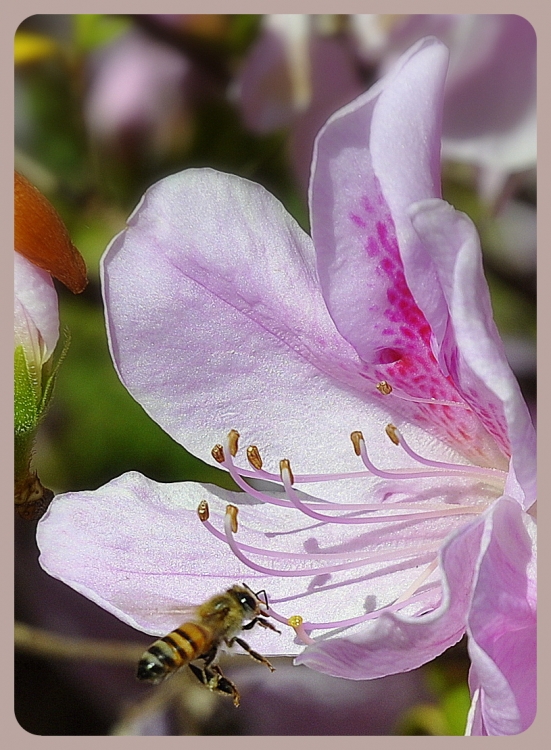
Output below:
[234,14,364,192]
[36,38,536,734]
[237,14,536,201]
[84,29,193,159]
[363,14,537,201]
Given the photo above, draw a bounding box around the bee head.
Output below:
[234,583,269,616]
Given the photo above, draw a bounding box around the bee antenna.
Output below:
[241,582,269,607]
[255,589,269,608]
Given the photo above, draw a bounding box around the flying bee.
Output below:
[136,584,280,707]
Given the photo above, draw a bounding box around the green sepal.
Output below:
[14,330,71,484]
[39,327,71,414]
[14,345,40,437]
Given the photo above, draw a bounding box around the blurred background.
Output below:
[14,13,536,735]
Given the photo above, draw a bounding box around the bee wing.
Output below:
[130,601,199,635]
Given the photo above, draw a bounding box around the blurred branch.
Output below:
[15,621,144,664]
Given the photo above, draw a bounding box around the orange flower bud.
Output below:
[14,171,88,294]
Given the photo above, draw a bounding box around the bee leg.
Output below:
[189,662,241,707]
[242,616,281,634]
[229,636,275,672]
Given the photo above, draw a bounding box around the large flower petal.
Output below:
[101,168,472,504]
[308,36,505,469]
[466,496,536,734]
[37,471,481,656]
[409,200,536,506]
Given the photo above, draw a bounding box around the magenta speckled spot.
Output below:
[366,236,379,257]
[350,212,367,228]
[340,183,511,464]
[361,195,374,213]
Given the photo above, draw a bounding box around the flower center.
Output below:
[198,397,507,644]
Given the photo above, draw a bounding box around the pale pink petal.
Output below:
[466,496,536,734]
[14,251,59,363]
[309,37,505,469]
[38,470,484,657]
[102,167,475,505]
[409,200,536,506]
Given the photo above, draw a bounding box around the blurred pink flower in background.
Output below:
[37,37,536,735]
[366,14,537,201]
[234,14,364,192]
[84,29,194,160]
[237,14,536,202]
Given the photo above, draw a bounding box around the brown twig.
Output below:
[14,621,145,665]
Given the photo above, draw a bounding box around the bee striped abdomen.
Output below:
[137,622,211,684]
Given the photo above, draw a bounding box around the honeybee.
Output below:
[136,584,280,707]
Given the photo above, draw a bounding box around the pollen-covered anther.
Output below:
[287,615,304,628]
[197,499,210,522]
[385,423,400,446]
[211,444,225,463]
[376,380,393,395]
[350,430,364,456]
[279,458,294,485]
[246,445,263,470]
[226,504,239,533]
[227,429,240,457]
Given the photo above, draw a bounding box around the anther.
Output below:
[377,380,469,409]
[197,500,210,522]
[385,424,400,446]
[227,430,240,457]
[279,459,294,485]
[247,445,263,471]
[376,380,393,395]
[226,504,239,533]
[212,444,225,463]
[350,431,364,456]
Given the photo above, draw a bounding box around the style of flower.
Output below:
[36,38,536,734]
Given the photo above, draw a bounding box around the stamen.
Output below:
[247,445,263,470]
[214,438,486,521]
[199,409,509,642]
[212,444,225,463]
[376,380,471,409]
[219,505,437,577]
[266,590,438,633]
[394,558,439,604]
[280,457,479,525]
[279,459,294,486]
[353,431,496,482]
[200,507,440,562]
